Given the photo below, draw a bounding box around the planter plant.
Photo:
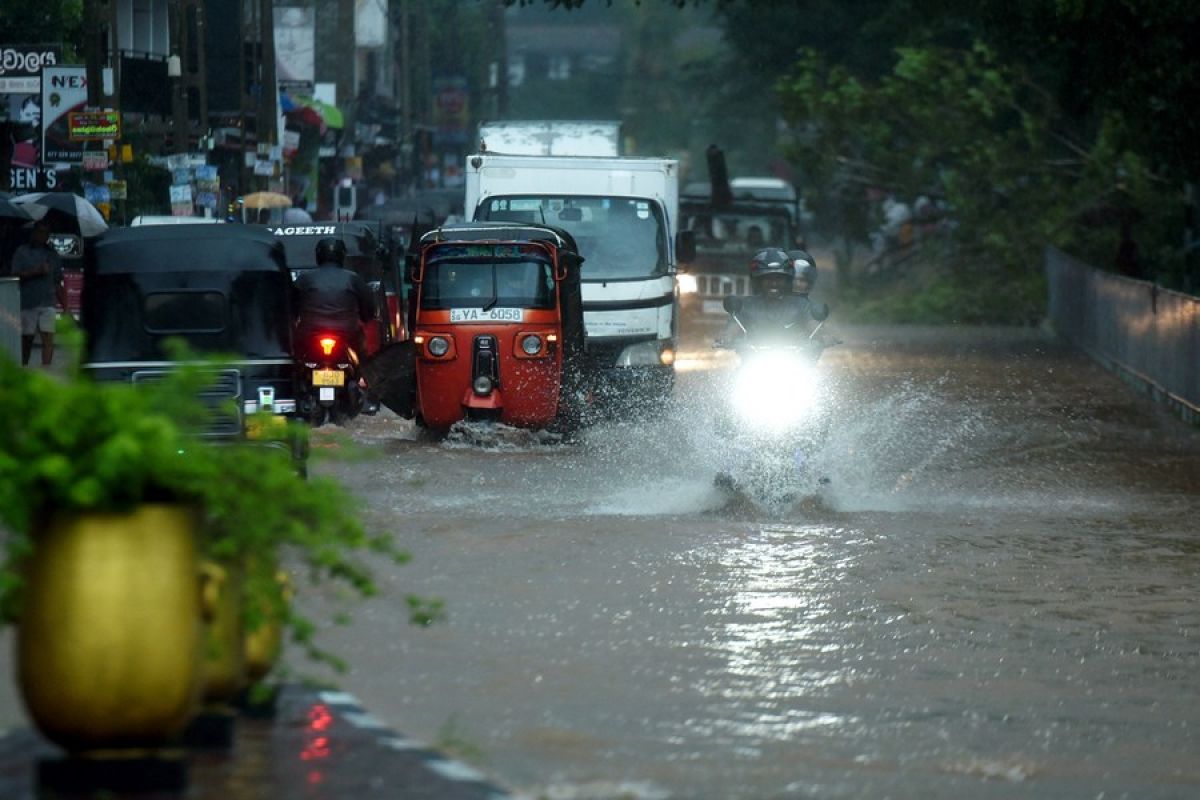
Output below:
[0,348,412,753]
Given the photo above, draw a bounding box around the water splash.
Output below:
[815,377,987,512]
[442,419,565,451]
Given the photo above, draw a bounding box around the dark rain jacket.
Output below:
[292,262,375,334]
[719,293,828,346]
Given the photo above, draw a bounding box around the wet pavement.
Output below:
[0,685,510,799]
[3,321,1200,799]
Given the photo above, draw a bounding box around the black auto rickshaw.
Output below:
[266,221,399,353]
[82,225,301,448]
[365,222,587,433]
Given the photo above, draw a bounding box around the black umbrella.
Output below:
[0,197,33,224]
[11,192,108,237]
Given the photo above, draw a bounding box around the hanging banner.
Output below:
[41,64,88,164]
[274,7,315,83]
[355,0,388,48]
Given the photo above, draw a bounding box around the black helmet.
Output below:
[793,257,817,290]
[749,248,794,280]
[316,237,346,266]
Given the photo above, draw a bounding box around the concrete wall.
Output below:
[1046,246,1200,423]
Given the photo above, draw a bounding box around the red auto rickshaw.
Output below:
[389,222,586,432]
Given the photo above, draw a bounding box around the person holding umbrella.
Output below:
[9,220,63,366]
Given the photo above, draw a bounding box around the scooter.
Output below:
[296,330,363,427]
[714,298,834,505]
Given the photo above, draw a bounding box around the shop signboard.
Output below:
[68,110,121,140]
[2,45,62,189]
[41,64,88,164]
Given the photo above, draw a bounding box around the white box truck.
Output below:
[464,152,694,408]
[477,120,622,157]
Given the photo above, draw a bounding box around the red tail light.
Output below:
[318,336,339,356]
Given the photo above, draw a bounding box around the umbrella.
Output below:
[242,191,293,210]
[0,197,33,224]
[11,192,108,237]
[279,92,344,130]
[282,206,314,224]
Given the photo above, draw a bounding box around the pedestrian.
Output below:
[9,220,63,366]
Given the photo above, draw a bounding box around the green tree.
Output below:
[0,1,84,52]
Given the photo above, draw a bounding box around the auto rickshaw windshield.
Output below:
[421,258,555,310]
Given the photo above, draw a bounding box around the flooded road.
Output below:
[1,324,1197,799]
[300,325,1200,799]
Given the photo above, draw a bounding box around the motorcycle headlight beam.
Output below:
[732,353,820,432]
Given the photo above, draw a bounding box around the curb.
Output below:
[0,684,513,800]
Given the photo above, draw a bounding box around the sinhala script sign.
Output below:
[0,46,60,94]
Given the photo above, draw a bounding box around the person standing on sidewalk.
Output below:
[9,221,63,366]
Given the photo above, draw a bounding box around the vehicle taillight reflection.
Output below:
[301,703,333,765]
[309,704,333,732]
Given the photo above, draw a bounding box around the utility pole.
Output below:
[258,0,278,162]
[338,0,355,151]
[169,0,189,154]
[488,0,508,119]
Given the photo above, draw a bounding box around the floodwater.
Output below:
[296,324,1200,799]
[1,323,1197,799]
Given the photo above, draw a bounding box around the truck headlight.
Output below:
[427,336,450,357]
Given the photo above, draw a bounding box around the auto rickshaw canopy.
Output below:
[267,221,387,282]
[83,225,293,363]
[418,221,580,253]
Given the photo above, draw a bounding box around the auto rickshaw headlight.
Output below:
[521,334,543,356]
[427,336,450,357]
[473,375,494,395]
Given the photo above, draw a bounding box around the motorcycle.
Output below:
[714,297,834,506]
[296,329,364,427]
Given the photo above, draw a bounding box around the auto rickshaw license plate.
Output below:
[312,369,345,387]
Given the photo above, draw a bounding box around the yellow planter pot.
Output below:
[198,560,247,705]
[243,563,290,685]
[16,504,205,752]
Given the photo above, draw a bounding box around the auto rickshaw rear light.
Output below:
[473,375,493,395]
[521,334,543,356]
[428,336,450,357]
[318,336,338,356]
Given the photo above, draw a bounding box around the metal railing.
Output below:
[1045,247,1200,423]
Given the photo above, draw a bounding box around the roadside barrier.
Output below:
[1045,246,1200,424]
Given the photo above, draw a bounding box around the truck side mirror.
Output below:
[406,253,421,284]
[812,302,830,321]
[722,295,743,314]
[677,230,696,265]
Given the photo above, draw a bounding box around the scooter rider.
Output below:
[292,237,375,354]
[715,247,828,348]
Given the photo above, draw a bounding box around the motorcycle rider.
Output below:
[293,237,375,351]
[715,247,828,349]
[293,237,378,412]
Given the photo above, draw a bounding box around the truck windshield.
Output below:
[477,196,667,280]
[421,259,555,310]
